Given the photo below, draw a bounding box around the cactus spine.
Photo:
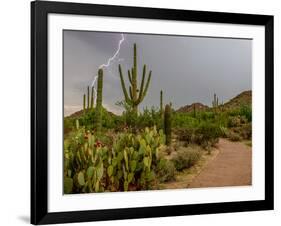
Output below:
[83,94,86,113]
[96,69,103,133]
[90,86,94,109]
[164,104,172,145]
[118,43,152,114]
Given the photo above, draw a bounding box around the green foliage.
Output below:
[118,43,152,113]
[239,104,252,122]
[193,122,221,149]
[156,159,175,182]
[164,104,172,145]
[172,147,202,171]
[64,126,166,193]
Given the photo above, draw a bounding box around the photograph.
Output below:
[63,30,252,194]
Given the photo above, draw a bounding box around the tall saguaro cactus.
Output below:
[90,86,94,109]
[212,93,219,108]
[83,94,86,113]
[118,43,152,113]
[87,86,90,110]
[95,69,103,133]
[160,90,163,115]
[164,104,172,146]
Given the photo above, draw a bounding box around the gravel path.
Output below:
[188,138,252,188]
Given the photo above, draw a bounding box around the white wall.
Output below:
[0,0,279,225]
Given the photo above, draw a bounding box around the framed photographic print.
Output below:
[31,0,274,224]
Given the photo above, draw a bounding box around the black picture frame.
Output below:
[31,1,274,224]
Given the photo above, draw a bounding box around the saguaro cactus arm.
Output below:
[137,70,152,104]
[119,65,130,103]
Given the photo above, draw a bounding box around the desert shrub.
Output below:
[239,123,252,139]
[64,117,75,134]
[172,147,202,171]
[200,111,215,121]
[79,108,119,130]
[227,131,241,142]
[227,116,241,128]
[239,104,252,122]
[219,126,229,138]
[64,126,167,193]
[156,159,176,182]
[193,122,221,149]
[175,128,194,143]
[137,107,162,130]
[173,112,199,129]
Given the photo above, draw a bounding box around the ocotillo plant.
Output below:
[160,90,163,115]
[83,94,86,113]
[164,104,172,146]
[118,43,152,114]
[87,86,90,109]
[90,86,94,109]
[95,69,103,133]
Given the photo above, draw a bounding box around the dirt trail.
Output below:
[188,138,252,188]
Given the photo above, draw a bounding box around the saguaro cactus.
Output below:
[83,94,86,113]
[164,104,172,145]
[95,69,103,133]
[118,43,152,114]
[90,86,94,109]
[87,86,90,109]
[160,90,163,115]
[212,93,219,108]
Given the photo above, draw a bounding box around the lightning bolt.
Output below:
[91,33,125,105]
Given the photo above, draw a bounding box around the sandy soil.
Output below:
[188,138,252,188]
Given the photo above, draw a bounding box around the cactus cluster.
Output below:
[118,43,152,114]
[83,86,95,112]
[64,126,166,193]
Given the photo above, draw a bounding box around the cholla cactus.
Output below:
[118,43,152,113]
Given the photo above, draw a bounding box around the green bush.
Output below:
[227,131,241,141]
[238,123,252,140]
[227,116,241,128]
[172,147,202,171]
[156,159,175,182]
[193,122,221,149]
[239,104,252,122]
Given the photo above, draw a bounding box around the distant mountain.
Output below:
[223,90,252,108]
[176,102,209,113]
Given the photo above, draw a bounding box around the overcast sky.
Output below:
[63,30,252,116]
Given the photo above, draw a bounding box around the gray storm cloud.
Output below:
[63,30,252,116]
